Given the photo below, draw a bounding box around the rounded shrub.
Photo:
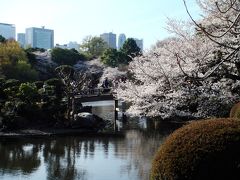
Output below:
[151,118,240,180]
[230,102,240,119]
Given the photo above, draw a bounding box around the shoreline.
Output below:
[0,128,125,138]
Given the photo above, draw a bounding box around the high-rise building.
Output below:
[0,23,15,40]
[17,33,25,48]
[68,41,80,50]
[118,33,126,50]
[134,38,143,51]
[25,26,54,49]
[100,32,116,49]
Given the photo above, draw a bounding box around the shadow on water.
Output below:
[0,101,182,180]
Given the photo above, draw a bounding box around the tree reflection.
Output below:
[0,138,41,175]
[43,137,88,180]
[116,119,182,180]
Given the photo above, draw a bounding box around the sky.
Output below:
[0,0,201,50]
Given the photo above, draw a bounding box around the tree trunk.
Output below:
[71,95,75,122]
[67,95,71,122]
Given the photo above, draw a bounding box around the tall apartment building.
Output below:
[25,26,54,49]
[134,38,143,51]
[17,33,25,48]
[0,23,16,40]
[118,33,126,50]
[100,32,116,49]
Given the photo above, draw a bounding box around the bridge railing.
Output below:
[78,88,112,97]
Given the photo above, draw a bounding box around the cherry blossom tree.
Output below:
[116,1,240,120]
[184,0,240,79]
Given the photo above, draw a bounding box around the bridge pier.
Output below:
[114,99,118,131]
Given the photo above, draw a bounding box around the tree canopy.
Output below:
[100,38,141,67]
[100,48,124,67]
[51,48,86,65]
[80,36,107,59]
[116,0,240,120]
[0,40,38,81]
[120,38,141,59]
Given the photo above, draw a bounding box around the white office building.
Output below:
[0,23,15,40]
[100,32,116,49]
[118,33,126,50]
[17,33,25,47]
[25,26,54,49]
[68,41,80,50]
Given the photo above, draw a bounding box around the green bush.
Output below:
[230,102,240,119]
[151,118,240,180]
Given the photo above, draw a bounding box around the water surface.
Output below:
[0,101,180,180]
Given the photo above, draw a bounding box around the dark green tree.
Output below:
[24,48,37,66]
[80,36,107,59]
[3,61,39,82]
[100,48,124,67]
[51,48,86,65]
[120,38,141,63]
[45,78,63,100]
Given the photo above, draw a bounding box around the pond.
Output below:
[0,101,181,180]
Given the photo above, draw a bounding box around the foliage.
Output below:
[98,67,127,88]
[51,48,86,65]
[0,78,6,99]
[44,78,63,99]
[120,38,141,59]
[0,40,28,66]
[0,77,66,129]
[4,79,20,87]
[34,81,44,89]
[230,102,240,119]
[100,48,124,67]
[100,38,141,67]
[151,118,240,180]
[3,79,21,99]
[55,65,88,122]
[3,61,39,82]
[0,40,38,82]
[80,36,107,59]
[0,35,6,43]
[25,47,46,53]
[24,48,37,66]
[116,35,235,119]
[116,0,240,119]
[18,82,38,102]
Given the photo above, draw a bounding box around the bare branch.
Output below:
[183,0,239,50]
[201,46,240,79]
[215,0,237,14]
[175,53,190,77]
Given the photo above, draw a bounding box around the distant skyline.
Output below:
[0,0,201,50]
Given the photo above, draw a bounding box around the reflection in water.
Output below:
[0,101,181,180]
[0,139,41,175]
[0,129,174,180]
[82,101,115,121]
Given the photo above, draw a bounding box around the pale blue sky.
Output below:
[0,0,200,50]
